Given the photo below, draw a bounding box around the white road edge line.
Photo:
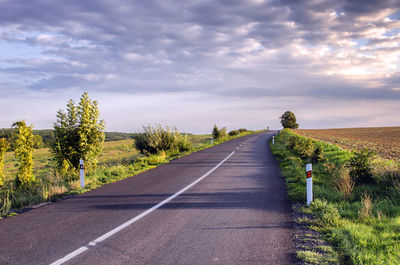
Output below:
[50,150,236,265]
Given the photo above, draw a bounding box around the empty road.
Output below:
[0,131,295,265]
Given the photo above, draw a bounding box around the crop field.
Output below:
[296,127,400,160]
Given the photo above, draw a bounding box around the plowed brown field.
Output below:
[296,127,400,160]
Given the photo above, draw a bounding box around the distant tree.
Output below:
[0,138,9,186]
[280,111,299,129]
[212,125,220,139]
[52,92,105,178]
[13,121,35,188]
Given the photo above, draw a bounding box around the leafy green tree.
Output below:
[13,121,35,188]
[52,92,105,177]
[0,138,9,186]
[280,111,299,129]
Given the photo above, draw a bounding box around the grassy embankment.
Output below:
[0,131,260,218]
[271,128,400,264]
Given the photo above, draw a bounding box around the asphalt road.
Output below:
[0,131,296,265]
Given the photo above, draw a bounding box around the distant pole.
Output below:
[306,163,313,205]
[80,159,85,188]
[272,136,275,144]
[211,138,213,145]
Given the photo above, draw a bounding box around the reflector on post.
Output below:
[80,159,85,188]
[306,163,312,205]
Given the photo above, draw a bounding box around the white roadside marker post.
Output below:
[80,159,85,188]
[272,135,275,144]
[306,163,313,205]
[211,138,213,145]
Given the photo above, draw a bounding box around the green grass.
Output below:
[0,130,262,218]
[271,129,400,264]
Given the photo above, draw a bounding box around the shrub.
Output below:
[348,149,375,185]
[297,138,315,160]
[238,128,247,133]
[312,144,325,163]
[134,125,192,155]
[229,130,239,136]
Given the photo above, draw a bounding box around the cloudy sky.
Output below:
[0,0,399,133]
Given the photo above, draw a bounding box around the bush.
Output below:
[312,144,325,163]
[348,149,375,185]
[297,138,315,160]
[238,128,247,133]
[229,130,239,136]
[134,125,192,155]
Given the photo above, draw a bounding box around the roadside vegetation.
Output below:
[271,128,400,264]
[0,94,260,218]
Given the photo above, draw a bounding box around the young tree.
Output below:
[52,92,105,177]
[0,138,9,186]
[13,121,35,188]
[280,111,299,129]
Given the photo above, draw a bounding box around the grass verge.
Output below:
[271,129,400,264]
